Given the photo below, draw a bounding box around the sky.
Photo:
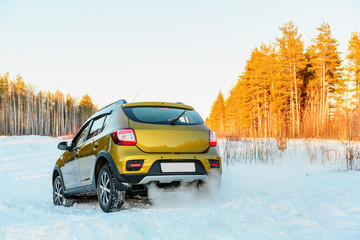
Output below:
[0,0,359,118]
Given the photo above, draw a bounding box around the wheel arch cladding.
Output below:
[95,156,109,187]
[52,165,62,184]
[94,150,128,191]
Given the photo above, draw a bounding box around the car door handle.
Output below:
[94,142,98,149]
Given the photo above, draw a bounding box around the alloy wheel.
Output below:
[99,172,111,205]
[54,178,64,205]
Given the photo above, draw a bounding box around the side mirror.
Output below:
[58,141,69,151]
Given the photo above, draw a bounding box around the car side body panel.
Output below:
[60,150,80,190]
[78,138,95,186]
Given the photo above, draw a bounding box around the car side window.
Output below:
[88,115,107,139]
[102,114,111,131]
[72,122,90,148]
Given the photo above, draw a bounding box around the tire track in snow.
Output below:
[0,150,60,162]
[0,137,61,186]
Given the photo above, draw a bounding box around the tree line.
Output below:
[0,73,96,136]
[206,22,360,140]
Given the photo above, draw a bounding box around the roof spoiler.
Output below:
[123,102,194,110]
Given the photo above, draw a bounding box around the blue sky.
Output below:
[0,0,359,118]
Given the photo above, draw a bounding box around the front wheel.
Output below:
[53,176,73,207]
[97,165,125,212]
[53,176,65,205]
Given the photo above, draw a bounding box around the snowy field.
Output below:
[0,136,360,240]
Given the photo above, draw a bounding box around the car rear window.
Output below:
[123,107,203,125]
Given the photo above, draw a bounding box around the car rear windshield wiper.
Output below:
[170,110,187,125]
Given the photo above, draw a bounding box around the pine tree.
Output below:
[15,75,25,135]
[231,44,279,137]
[207,91,225,136]
[276,22,306,137]
[79,94,95,123]
[224,81,242,137]
[308,23,342,136]
[346,32,360,109]
[0,73,9,134]
[341,32,360,139]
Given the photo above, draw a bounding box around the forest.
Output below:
[0,73,96,136]
[206,22,360,140]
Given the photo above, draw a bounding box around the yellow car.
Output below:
[52,100,221,212]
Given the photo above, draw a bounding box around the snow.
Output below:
[0,136,360,240]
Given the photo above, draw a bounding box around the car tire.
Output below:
[53,176,65,206]
[53,175,74,207]
[97,165,125,212]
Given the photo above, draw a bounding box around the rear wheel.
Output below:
[97,165,125,212]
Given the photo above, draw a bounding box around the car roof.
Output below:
[87,101,194,123]
[123,102,194,110]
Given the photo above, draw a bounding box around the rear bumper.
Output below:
[110,145,221,175]
[108,145,221,188]
[113,166,220,190]
[118,159,210,184]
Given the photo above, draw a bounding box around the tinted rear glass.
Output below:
[123,107,203,125]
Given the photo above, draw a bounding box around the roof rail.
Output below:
[98,99,127,111]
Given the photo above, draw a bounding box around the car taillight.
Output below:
[209,130,217,147]
[126,160,144,171]
[209,159,220,168]
[111,129,137,146]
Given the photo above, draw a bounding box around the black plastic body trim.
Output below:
[120,160,208,184]
[94,151,128,191]
[52,165,64,186]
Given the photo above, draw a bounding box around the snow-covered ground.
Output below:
[0,136,360,240]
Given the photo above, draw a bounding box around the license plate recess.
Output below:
[160,162,195,173]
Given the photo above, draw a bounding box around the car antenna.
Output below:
[131,92,139,103]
